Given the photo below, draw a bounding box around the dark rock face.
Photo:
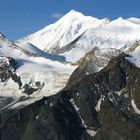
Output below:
[0,57,23,108]
[69,48,120,86]
[0,57,44,101]
[0,57,22,86]
[22,82,45,95]
[0,54,140,140]
[0,33,6,40]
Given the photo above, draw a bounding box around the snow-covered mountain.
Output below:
[1,10,140,140]
[16,11,140,62]
[16,10,110,57]
[126,41,140,68]
[17,11,140,63]
[0,33,76,109]
[57,17,140,62]
[1,10,140,109]
[60,17,140,62]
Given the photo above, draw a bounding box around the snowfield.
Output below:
[0,35,76,109]
[126,45,140,68]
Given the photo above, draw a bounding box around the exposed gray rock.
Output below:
[0,53,140,140]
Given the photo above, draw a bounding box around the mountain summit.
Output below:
[17,10,109,52]
[16,10,140,62]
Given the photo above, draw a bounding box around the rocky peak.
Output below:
[0,50,140,140]
[0,33,6,40]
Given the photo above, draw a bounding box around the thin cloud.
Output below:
[51,12,63,19]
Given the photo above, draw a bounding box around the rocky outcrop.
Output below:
[0,56,22,85]
[0,53,140,140]
[70,47,120,86]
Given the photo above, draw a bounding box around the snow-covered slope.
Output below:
[127,17,140,25]
[17,11,140,63]
[17,10,109,52]
[0,35,76,109]
[63,17,140,62]
[1,10,140,109]
[15,42,65,61]
[126,41,140,68]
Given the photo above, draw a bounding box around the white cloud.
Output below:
[51,12,63,19]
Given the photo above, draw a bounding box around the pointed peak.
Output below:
[105,17,110,22]
[116,17,125,21]
[0,32,5,37]
[51,9,86,26]
[109,17,127,25]
[67,9,82,14]
[0,32,6,40]
[64,9,84,18]
[102,17,110,24]
[68,9,77,13]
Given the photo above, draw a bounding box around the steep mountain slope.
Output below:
[15,42,65,61]
[0,34,76,109]
[1,10,140,140]
[62,17,140,62]
[17,11,140,63]
[1,11,140,109]
[69,47,121,85]
[16,10,109,59]
[1,45,140,140]
[126,42,140,68]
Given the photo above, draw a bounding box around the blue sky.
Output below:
[0,0,140,40]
